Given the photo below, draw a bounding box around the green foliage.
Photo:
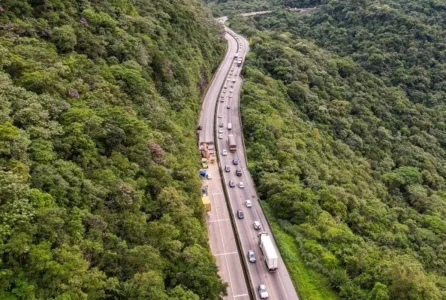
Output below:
[237,31,446,299]
[0,0,226,298]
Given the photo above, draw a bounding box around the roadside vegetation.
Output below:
[223,1,446,296]
[0,0,227,298]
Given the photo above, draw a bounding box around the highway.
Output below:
[198,28,249,300]
[199,22,300,299]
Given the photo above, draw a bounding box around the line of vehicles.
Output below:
[199,30,283,299]
[222,50,277,299]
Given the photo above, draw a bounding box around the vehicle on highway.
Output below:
[218,133,223,139]
[197,125,202,130]
[220,97,224,102]
[248,250,256,263]
[233,158,239,165]
[236,169,242,176]
[224,86,227,89]
[245,199,252,207]
[258,284,269,299]
[225,165,230,172]
[253,221,261,230]
[218,114,222,118]
[239,182,244,188]
[227,122,232,130]
[258,232,278,272]
[218,128,223,133]
[219,122,223,127]
[237,210,244,219]
[226,104,230,109]
[228,135,237,152]
[222,149,228,156]
[232,78,236,83]
[222,89,226,93]
[229,180,235,188]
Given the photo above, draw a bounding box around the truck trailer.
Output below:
[258,232,278,272]
[228,135,237,152]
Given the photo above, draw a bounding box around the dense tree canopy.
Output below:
[0,0,227,298]
[236,31,446,299]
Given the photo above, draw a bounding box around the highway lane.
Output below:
[199,29,249,299]
[217,29,300,300]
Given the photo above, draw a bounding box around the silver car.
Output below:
[248,250,256,263]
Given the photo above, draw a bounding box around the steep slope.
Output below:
[237,30,446,299]
[238,0,446,106]
[0,0,226,299]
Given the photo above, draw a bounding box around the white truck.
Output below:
[258,232,278,272]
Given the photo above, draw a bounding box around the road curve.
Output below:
[199,28,250,300]
[216,28,300,300]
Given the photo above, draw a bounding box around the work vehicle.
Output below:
[248,250,256,263]
[236,169,242,176]
[258,232,278,272]
[228,135,237,152]
[229,180,235,188]
[227,123,232,130]
[225,165,230,172]
[239,182,244,188]
[222,149,227,156]
[237,210,244,219]
[258,284,269,299]
[245,199,252,207]
[253,221,261,230]
[233,158,239,165]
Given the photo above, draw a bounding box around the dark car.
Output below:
[229,180,235,188]
[225,165,231,172]
[236,169,242,177]
[237,210,244,219]
[197,125,202,130]
[233,158,239,165]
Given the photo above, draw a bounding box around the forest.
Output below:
[219,0,446,298]
[0,0,227,298]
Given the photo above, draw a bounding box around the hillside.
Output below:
[0,0,226,299]
[237,30,446,299]
[239,0,446,106]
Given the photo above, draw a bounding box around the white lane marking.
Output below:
[233,294,249,298]
[209,218,230,223]
[277,272,290,300]
[212,192,235,298]
[212,192,223,196]
[215,251,238,256]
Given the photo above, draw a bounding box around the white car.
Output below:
[239,182,244,188]
[245,200,252,208]
[218,114,222,118]
[206,173,212,180]
[253,221,261,230]
[218,133,223,139]
[259,284,269,299]
[218,128,223,133]
[222,149,228,156]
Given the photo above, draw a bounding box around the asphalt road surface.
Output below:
[199,24,300,299]
[216,29,300,300]
[199,29,249,300]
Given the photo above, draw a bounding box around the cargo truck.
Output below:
[228,135,236,152]
[258,232,278,272]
